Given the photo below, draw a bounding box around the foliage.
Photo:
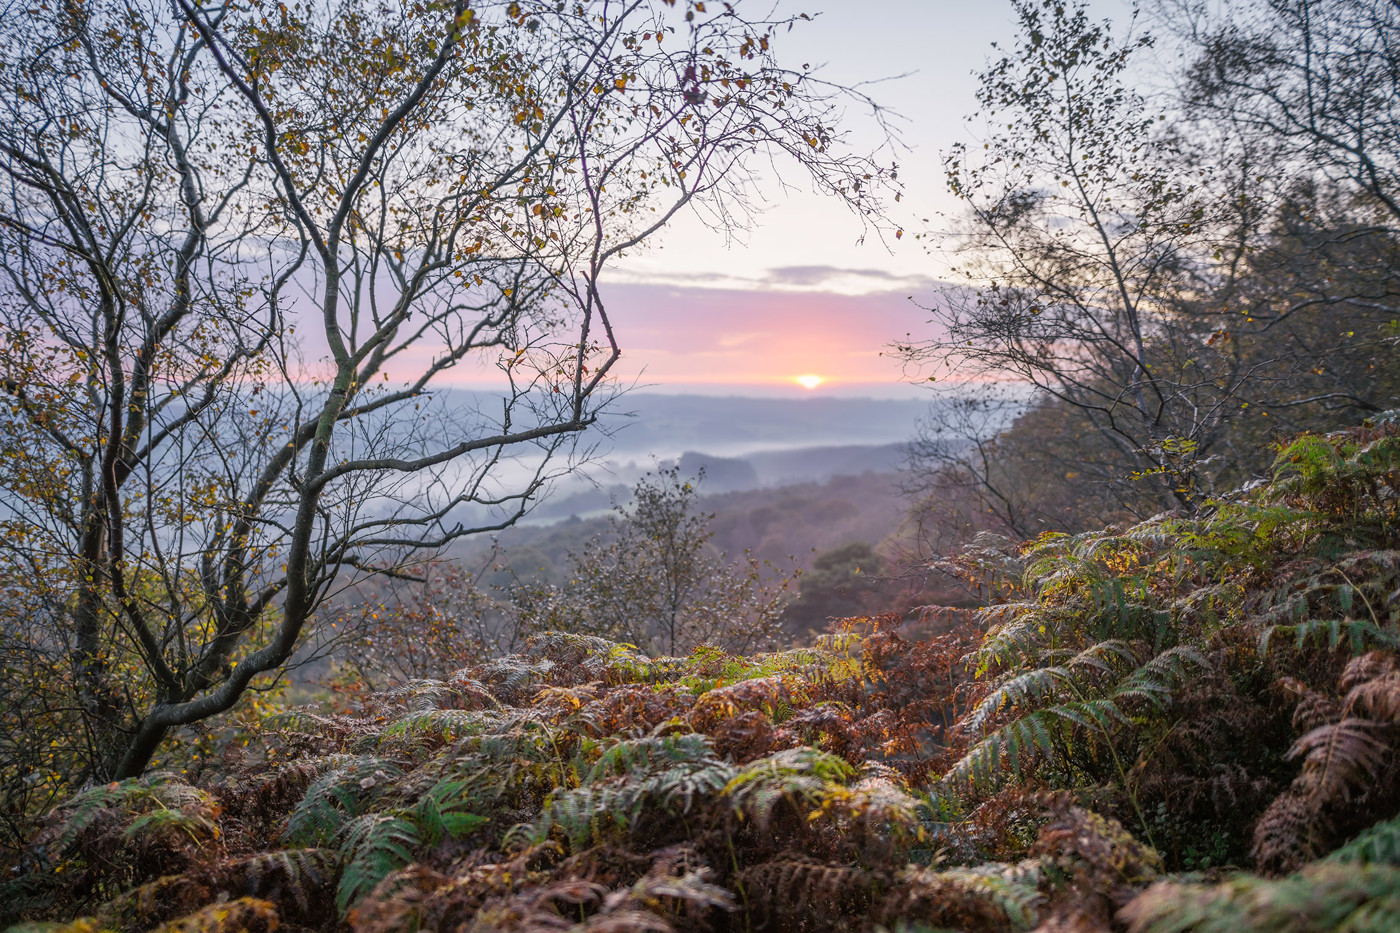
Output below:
[510,466,797,656]
[1120,862,1400,933]
[902,0,1242,509]
[7,419,1400,931]
[0,0,891,820]
[780,542,891,638]
[902,0,1400,540]
[328,556,533,689]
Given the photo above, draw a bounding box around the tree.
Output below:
[901,389,1138,540]
[900,0,1400,534]
[1173,0,1400,224]
[778,541,887,638]
[512,466,793,655]
[329,555,531,689]
[0,0,889,784]
[1165,0,1400,425]
[898,0,1243,509]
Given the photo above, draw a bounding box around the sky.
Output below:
[288,1,1139,400]
[594,0,1136,398]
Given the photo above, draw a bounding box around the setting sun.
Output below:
[795,374,825,390]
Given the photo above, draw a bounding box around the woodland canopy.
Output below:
[4,0,1400,931]
[0,0,888,801]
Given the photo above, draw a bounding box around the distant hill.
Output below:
[520,441,916,522]
[453,469,910,582]
[510,391,933,521]
[595,392,930,458]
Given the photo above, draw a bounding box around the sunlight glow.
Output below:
[795,374,825,390]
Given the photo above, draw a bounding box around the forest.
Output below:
[2,0,1400,931]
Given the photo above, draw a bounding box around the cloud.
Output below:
[762,265,903,286]
[608,263,947,297]
[596,281,946,389]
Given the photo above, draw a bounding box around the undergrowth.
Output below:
[2,419,1398,932]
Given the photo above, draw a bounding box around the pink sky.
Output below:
[288,271,944,398]
[598,281,936,395]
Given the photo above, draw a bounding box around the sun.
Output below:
[794,374,825,390]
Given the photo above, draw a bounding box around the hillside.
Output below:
[4,419,1399,933]
[593,394,932,460]
[457,469,911,582]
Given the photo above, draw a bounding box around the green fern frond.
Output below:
[946,646,1200,790]
[527,630,622,665]
[643,761,736,816]
[588,732,719,781]
[530,784,632,851]
[282,756,402,846]
[939,864,1044,931]
[963,666,1074,738]
[412,778,488,846]
[381,678,458,711]
[49,781,144,856]
[49,773,212,856]
[972,610,1049,676]
[1259,617,1400,656]
[232,848,341,910]
[965,640,1141,738]
[724,747,854,828]
[1111,646,1208,708]
[380,709,496,744]
[1326,815,1400,866]
[474,656,556,697]
[1120,862,1400,933]
[335,813,420,913]
[122,809,217,847]
[893,861,1044,932]
[946,708,1063,787]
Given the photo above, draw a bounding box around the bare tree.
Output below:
[330,555,530,688]
[511,466,794,656]
[1162,0,1400,426]
[0,0,890,781]
[1172,0,1400,223]
[900,0,1400,530]
[897,0,1254,510]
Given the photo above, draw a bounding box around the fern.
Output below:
[971,604,1053,676]
[1259,616,1400,655]
[964,640,1140,736]
[946,646,1206,789]
[229,848,341,914]
[1113,646,1210,709]
[1289,718,1388,802]
[47,773,209,856]
[526,784,633,851]
[937,865,1044,931]
[883,861,1045,932]
[587,732,719,781]
[121,809,217,848]
[149,897,280,933]
[1253,640,1400,875]
[412,778,488,846]
[724,747,854,829]
[1120,862,1400,933]
[1326,814,1400,866]
[48,781,145,857]
[641,760,736,817]
[335,814,420,913]
[281,756,402,846]
[379,708,498,745]
[472,656,556,701]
